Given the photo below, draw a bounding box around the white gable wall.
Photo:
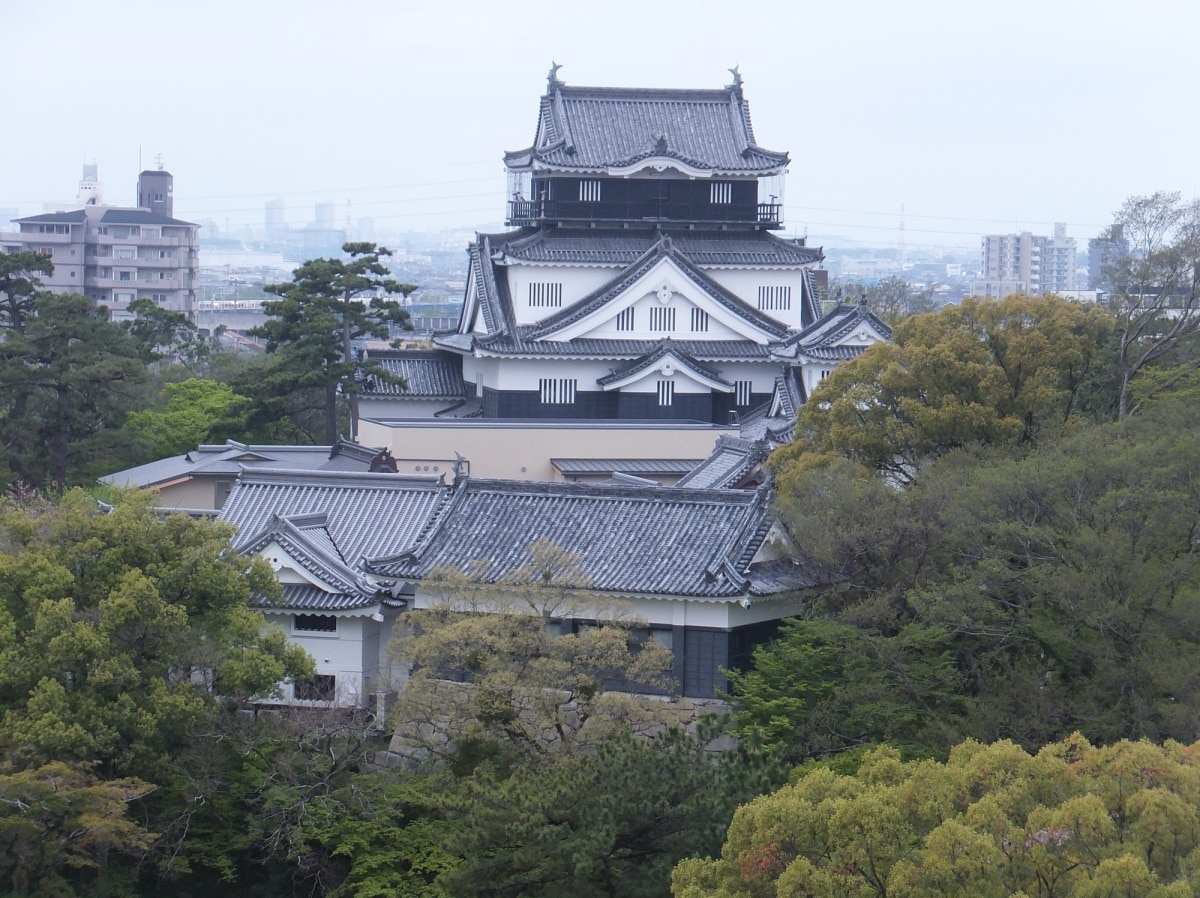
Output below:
[505,265,619,327]
[542,257,777,344]
[704,269,809,330]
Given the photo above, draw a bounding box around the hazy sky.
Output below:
[3,0,1197,252]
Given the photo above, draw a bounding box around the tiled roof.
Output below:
[524,234,790,342]
[491,228,824,267]
[257,583,375,612]
[596,340,731,389]
[504,83,788,175]
[224,470,813,602]
[365,478,806,599]
[241,513,370,599]
[100,440,383,489]
[359,351,466,399]
[795,345,871,362]
[786,302,893,354]
[219,468,453,564]
[551,458,702,476]
[674,436,769,489]
[470,336,775,361]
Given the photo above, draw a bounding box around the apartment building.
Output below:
[972,223,1076,299]
[1,166,199,318]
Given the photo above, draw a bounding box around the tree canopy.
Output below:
[772,294,1118,487]
[1101,191,1200,418]
[249,242,417,443]
[673,735,1200,898]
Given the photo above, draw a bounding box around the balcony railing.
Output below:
[507,198,783,229]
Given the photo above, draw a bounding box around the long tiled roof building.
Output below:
[219,467,814,701]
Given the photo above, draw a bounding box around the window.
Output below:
[528,282,563,308]
[615,307,635,331]
[38,247,53,256]
[649,307,675,331]
[151,293,168,303]
[140,227,159,238]
[153,193,165,203]
[757,285,791,311]
[157,271,173,280]
[116,270,133,282]
[657,380,675,406]
[294,614,337,633]
[158,249,173,259]
[539,378,576,404]
[112,226,140,238]
[710,181,732,204]
[690,308,709,332]
[294,674,336,701]
[113,247,137,260]
[736,380,753,406]
[38,224,68,234]
[113,291,135,304]
[579,179,601,202]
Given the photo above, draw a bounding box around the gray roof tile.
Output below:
[551,458,702,476]
[220,468,452,564]
[100,440,381,488]
[360,350,466,398]
[492,228,823,267]
[674,436,769,489]
[505,84,788,175]
[366,478,797,599]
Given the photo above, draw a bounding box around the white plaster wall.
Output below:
[358,397,459,419]
[505,264,617,326]
[704,269,809,330]
[263,610,375,708]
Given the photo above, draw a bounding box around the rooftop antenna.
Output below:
[154,152,164,171]
[899,202,906,263]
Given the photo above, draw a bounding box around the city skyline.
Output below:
[3,0,1198,252]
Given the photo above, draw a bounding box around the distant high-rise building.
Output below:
[972,224,1076,298]
[265,197,287,243]
[973,231,1047,299]
[1088,227,1128,291]
[0,165,199,318]
[314,202,335,229]
[1041,223,1076,294]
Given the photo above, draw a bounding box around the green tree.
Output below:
[441,725,781,898]
[725,618,963,763]
[251,242,416,443]
[773,294,1117,487]
[124,377,248,458]
[0,491,314,894]
[0,492,312,778]
[762,393,1200,757]
[0,249,54,335]
[0,762,157,896]
[0,292,150,489]
[1101,191,1200,419]
[672,735,1200,898]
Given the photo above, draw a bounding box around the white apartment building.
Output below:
[973,223,1076,299]
[1,166,199,318]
